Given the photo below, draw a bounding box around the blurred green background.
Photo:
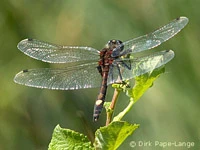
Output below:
[0,0,200,149]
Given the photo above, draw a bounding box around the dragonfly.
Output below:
[14,17,188,121]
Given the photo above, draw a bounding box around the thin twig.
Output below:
[106,88,121,126]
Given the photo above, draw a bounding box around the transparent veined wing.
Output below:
[14,62,102,90]
[107,50,174,85]
[17,39,100,63]
[112,17,188,57]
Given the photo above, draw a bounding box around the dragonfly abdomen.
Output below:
[93,41,122,121]
[93,67,109,121]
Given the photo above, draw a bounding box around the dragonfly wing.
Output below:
[107,50,174,84]
[120,17,188,55]
[17,39,100,63]
[14,62,101,90]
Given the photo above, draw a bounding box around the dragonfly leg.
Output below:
[109,64,114,83]
[116,64,123,81]
[112,60,131,83]
[121,60,131,70]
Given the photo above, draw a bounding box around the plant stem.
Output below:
[106,88,121,126]
[113,97,134,122]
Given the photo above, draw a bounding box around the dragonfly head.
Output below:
[106,40,124,57]
[106,40,124,50]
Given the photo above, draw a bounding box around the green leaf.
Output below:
[48,125,93,150]
[113,67,165,122]
[127,67,165,102]
[94,121,139,150]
